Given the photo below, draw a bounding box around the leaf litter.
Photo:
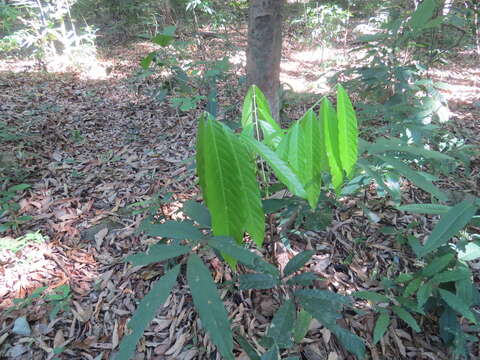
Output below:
[0,33,479,360]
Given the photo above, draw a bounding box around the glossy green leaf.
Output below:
[336,84,358,177]
[299,110,324,208]
[116,265,180,360]
[267,299,295,348]
[141,220,203,240]
[239,273,279,290]
[182,200,211,228]
[392,306,420,332]
[284,250,315,277]
[125,244,190,266]
[397,203,451,215]
[187,254,234,360]
[439,289,477,323]
[242,85,281,135]
[373,313,390,344]
[321,97,343,191]
[418,200,477,257]
[293,309,312,344]
[241,135,307,199]
[378,155,448,201]
[197,114,264,249]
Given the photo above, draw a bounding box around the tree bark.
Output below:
[246,0,283,122]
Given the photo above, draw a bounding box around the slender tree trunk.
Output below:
[246,0,283,122]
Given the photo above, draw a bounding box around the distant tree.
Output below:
[246,0,284,122]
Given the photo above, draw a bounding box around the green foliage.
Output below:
[139,26,232,116]
[0,183,32,233]
[196,113,265,249]
[289,2,350,48]
[1,0,97,64]
[355,198,479,355]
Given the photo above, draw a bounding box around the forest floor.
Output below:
[0,28,479,360]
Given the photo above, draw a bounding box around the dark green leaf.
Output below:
[235,333,261,360]
[141,220,203,241]
[397,203,451,215]
[354,291,390,303]
[421,253,455,277]
[431,269,470,284]
[187,254,234,359]
[240,273,279,290]
[267,299,295,348]
[293,309,312,344]
[378,155,448,201]
[286,272,317,286]
[439,289,477,323]
[182,200,211,228]
[392,306,420,332]
[418,200,477,257]
[417,281,434,309]
[261,344,279,360]
[116,265,180,360]
[329,324,365,359]
[284,250,315,277]
[208,237,279,277]
[404,278,423,297]
[373,313,390,344]
[126,244,190,266]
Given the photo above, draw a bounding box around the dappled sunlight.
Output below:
[281,45,344,93]
[0,232,99,311]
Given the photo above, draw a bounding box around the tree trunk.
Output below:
[246,0,283,122]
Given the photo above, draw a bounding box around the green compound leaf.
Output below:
[418,200,477,257]
[187,254,234,360]
[125,244,191,266]
[336,84,358,178]
[197,113,264,249]
[284,250,315,277]
[116,265,180,360]
[267,299,295,348]
[373,313,390,344]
